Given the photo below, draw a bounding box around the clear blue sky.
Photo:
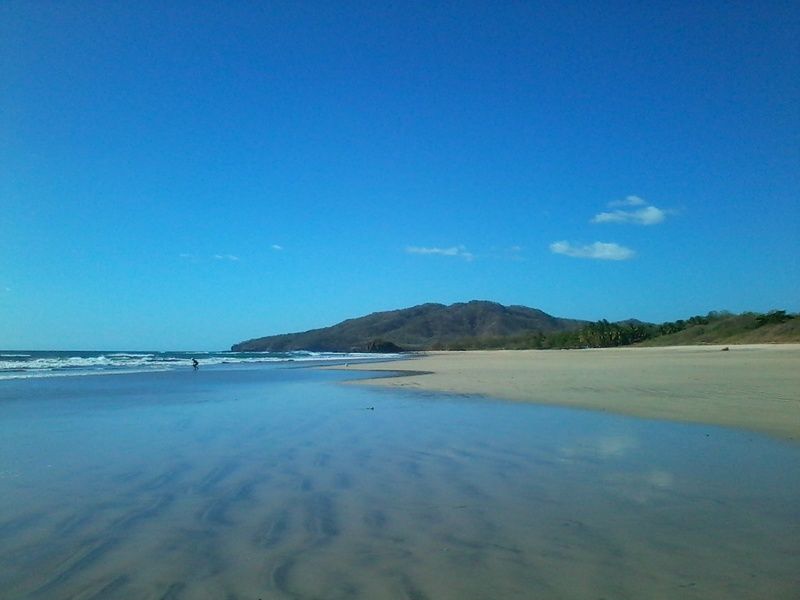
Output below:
[2,1,798,350]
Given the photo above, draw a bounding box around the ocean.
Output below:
[1,358,798,598]
[0,350,400,380]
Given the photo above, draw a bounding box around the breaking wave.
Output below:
[0,350,398,380]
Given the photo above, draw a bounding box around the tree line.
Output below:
[428,310,796,351]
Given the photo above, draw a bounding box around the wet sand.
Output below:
[338,345,800,441]
[1,366,799,598]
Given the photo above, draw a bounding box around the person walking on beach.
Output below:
[192,358,199,370]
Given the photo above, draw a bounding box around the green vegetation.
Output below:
[638,310,799,347]
[232,301,585,352]
[430,310,799,350]
[232,301,799,352]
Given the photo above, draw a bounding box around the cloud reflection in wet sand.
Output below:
[0,368,798,599]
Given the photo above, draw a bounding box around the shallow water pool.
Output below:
[1,365,798,599]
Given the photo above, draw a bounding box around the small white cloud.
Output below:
[592,205,666,225]
[179,253,195,259]
[485,245,525,261]
[270,244,283,251]
[608,195,646,207]
[593,196,668,225]
[213,254,240,261]
[550,241,635,260]
[405,245,474,261]
[505,245,525,261]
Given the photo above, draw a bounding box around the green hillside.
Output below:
[638,312,800,346]
[443,310,799,350]
[231,301,586,352]
[232,304,799,352]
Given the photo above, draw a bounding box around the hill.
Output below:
[638,312,800,346]
[231,301,586,352]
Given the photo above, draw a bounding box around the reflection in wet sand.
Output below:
[0,367,798,599]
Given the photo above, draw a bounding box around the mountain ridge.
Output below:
[231,300,586,352]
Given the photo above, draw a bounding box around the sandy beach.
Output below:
[338,345,800,442]
[4,359,800,598]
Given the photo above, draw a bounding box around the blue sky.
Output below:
[2,2,798,350]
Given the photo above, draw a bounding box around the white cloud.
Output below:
[608,195,646,207]
[592,196,668,225]
[179,253,195,259]
[504,245,525,261]
[270,244,283,251]
[405,245,474,261]
[213,254,240,261]
[550,241,635,260]
[592,205,666,225]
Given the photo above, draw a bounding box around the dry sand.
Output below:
[337,344,800,441]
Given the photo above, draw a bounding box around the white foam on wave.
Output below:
[0,354,161,373]
[192,353,401,366]
[0,351,402,380]
[0,367,172,381]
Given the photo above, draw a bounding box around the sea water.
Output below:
[0,362,798,599]
[0,350,399,381]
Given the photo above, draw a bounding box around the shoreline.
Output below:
[331,344,800,442]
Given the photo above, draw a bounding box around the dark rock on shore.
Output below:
[354,339,405,353]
